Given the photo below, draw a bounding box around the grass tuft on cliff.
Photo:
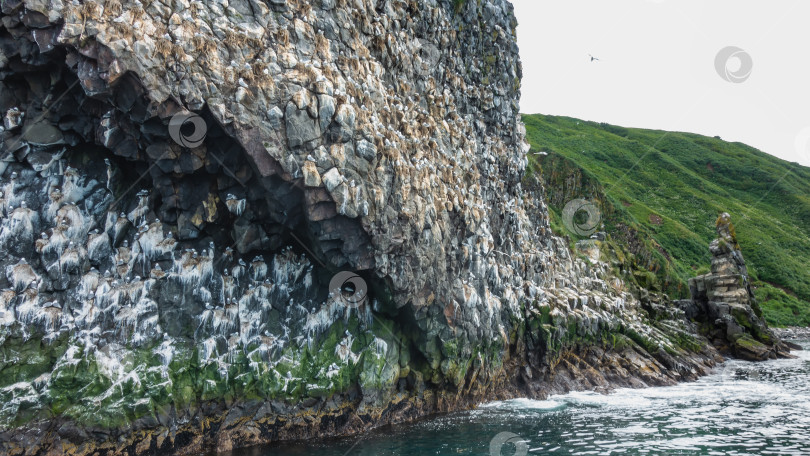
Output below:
[522,113,810,327]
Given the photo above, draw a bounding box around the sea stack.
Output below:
[0,1,786,455]
[685,213,793,360]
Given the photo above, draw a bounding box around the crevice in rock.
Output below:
[0,2,785,455]
[3,25,366,276]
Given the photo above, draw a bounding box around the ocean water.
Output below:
[234,340,810,455]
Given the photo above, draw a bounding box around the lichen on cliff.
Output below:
[0,0,784,454]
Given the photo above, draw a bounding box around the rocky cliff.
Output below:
[0,0,787,455]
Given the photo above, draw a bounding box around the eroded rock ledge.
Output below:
[0,1,787,455]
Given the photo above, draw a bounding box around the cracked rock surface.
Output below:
[0,1,782,455]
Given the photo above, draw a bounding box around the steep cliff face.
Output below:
[0,0,757,454]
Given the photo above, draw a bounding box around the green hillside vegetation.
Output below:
[522,114,810,327]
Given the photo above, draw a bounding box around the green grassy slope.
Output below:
[523,114,810,327]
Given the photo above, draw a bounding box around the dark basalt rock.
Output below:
[0,1,755,455]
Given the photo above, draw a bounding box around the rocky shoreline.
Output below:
[0,0,793,455]
[5,342,722,456]
[772,327,810,340]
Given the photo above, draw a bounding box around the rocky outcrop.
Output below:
[680,213,792,360]
[0,1,754,455]
[773,326,810,340]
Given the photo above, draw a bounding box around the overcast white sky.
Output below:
[511,0,810,166]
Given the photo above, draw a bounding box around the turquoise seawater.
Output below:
[233,340,810,455]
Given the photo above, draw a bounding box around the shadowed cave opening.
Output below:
[0,26,387,342]
[1,39,343,282]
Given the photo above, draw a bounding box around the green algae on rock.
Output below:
[0,0,792,455]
